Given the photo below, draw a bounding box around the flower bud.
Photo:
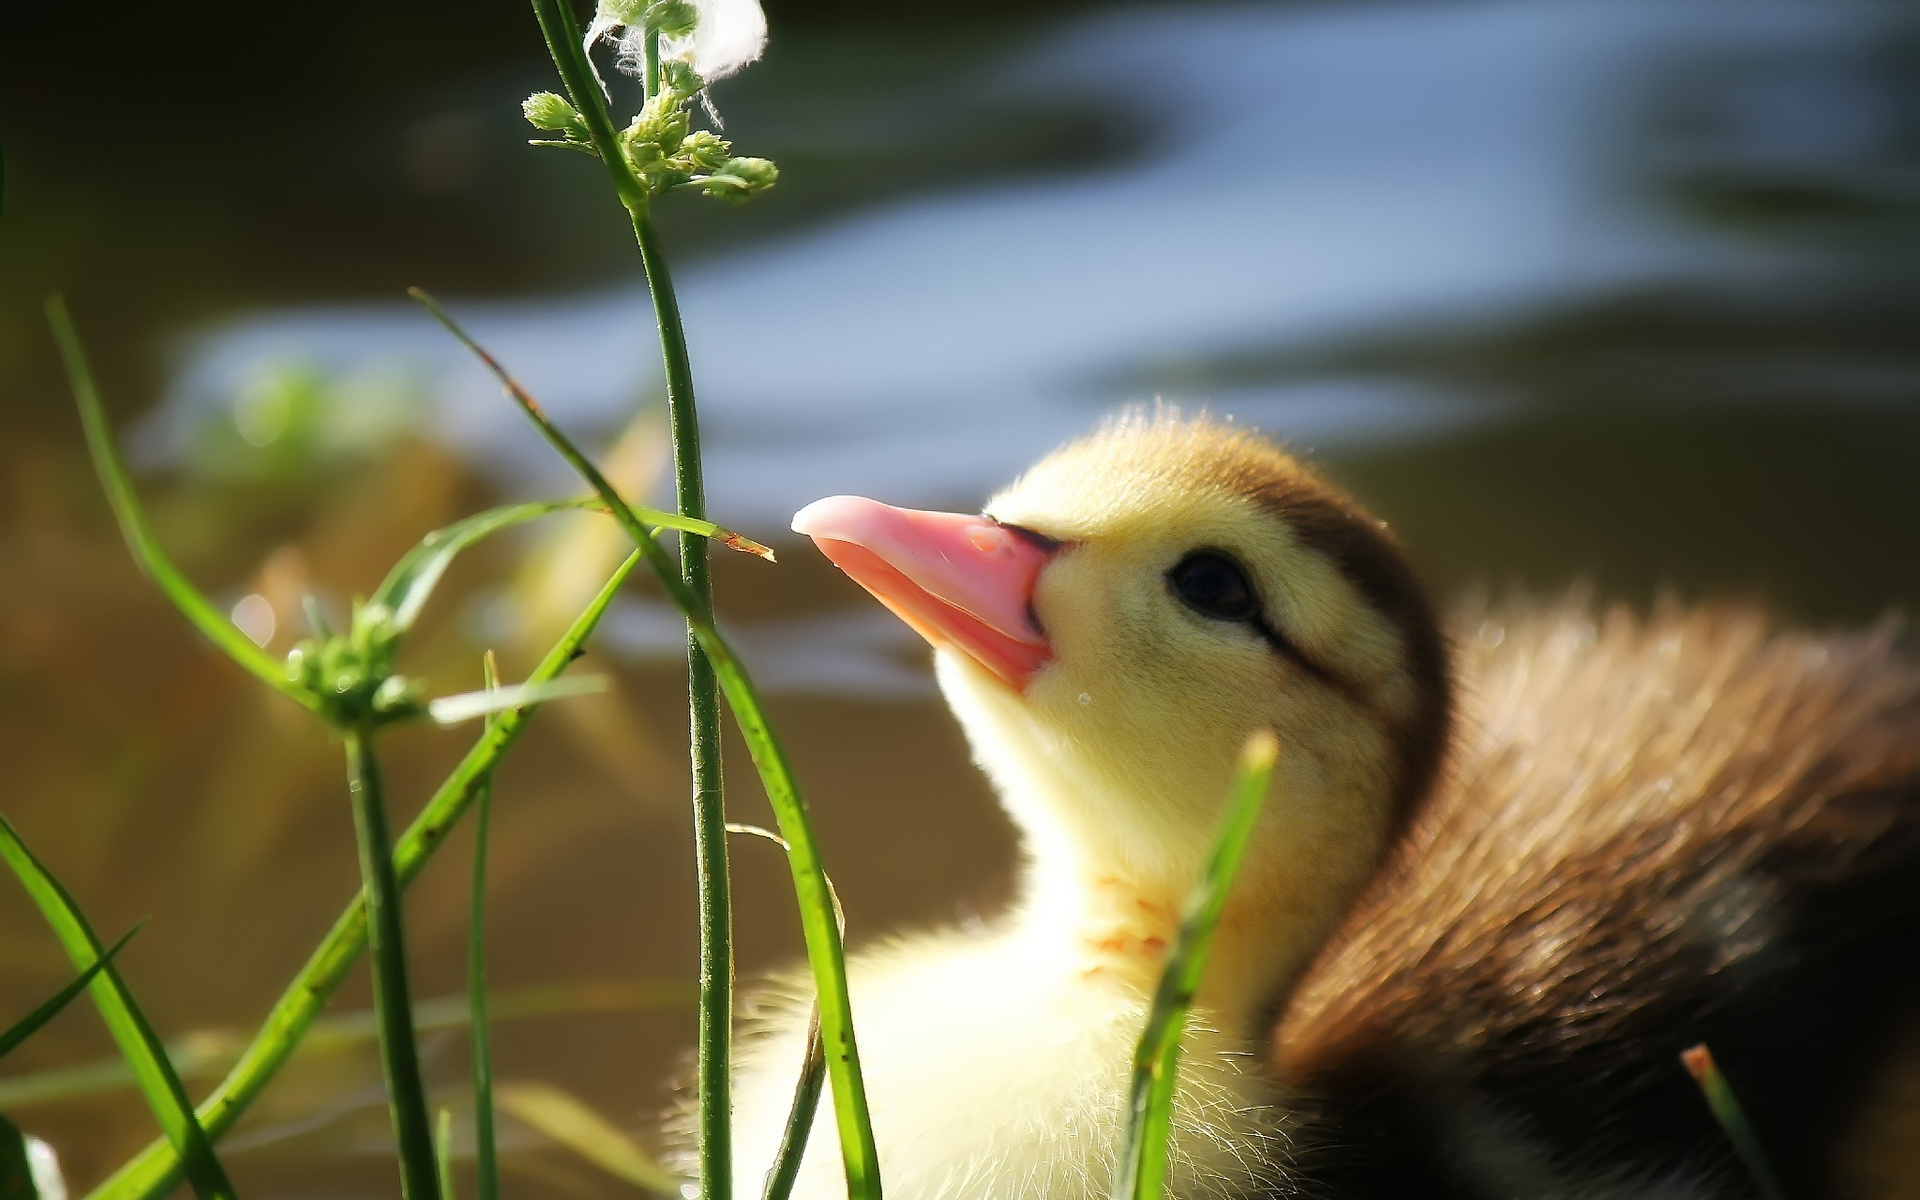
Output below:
[679,130,732,172]
[700,156,778,201]
[593,0,649,29]
[523,92,580,132]
[645,0,699,39]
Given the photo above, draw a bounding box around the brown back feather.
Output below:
[1272,594,1920,1196]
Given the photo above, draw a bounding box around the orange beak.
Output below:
[791,496,1060,692]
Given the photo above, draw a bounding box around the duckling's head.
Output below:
[794,413,1449,1003]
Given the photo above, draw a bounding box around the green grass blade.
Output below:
[343,731,439,1200]
[435,1108,458,1200]
[0,815,237,1200]
[46,296,320,717]
[406,291,772,562]
[0,1113,43,1200]
[761,1011,826,1200]
[1112,732,1279,1200]
[725,824,834,1200]
[426,675,608,727]
[374,499,600,632]
[87,550,644,1200]
[469,655,501,1200]
[0,922,143,1061]
[1681,1044,1786,1200]
[423,307,882,1199]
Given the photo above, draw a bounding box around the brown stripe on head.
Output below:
[1245,461,1453,836]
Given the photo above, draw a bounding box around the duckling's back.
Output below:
[1273,596,1920,1200]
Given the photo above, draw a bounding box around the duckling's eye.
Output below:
[1168,551,1260,623]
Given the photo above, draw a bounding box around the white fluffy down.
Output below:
[721,925,1295,1200]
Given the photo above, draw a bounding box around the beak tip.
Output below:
[790,494,870,541]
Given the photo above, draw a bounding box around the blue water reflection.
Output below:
[154,0,1905,528]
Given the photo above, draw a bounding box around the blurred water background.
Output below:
[2,0,1917,1193]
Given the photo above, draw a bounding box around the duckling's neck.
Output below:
[1011,820,1315,1028]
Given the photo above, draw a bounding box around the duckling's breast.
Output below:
[719,924,1299,1200]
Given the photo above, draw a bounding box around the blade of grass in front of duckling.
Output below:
[0,922,142,1061]
[85,552,645,1200]
[46,297,320,718]
[762,1009,826,1200]
[468,654,501,1200]
[1681,1044,1786,1200]
[1112,732,1280,1200]
[422,303,883,1200]
[343,729,440,1200]
[0,815,236,1200]
[725,824,834,1200]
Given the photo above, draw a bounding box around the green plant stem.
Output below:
[633,202,736,1200]
[345,731,439,1200]
[89,551,645,1200]
[469,659,501,1200]
[1113,733,1279,1200]
[424,305,881,1199]
[518,7,737,1192]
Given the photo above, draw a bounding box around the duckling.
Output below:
[704,411,1920,1200]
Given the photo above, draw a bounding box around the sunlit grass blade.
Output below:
[428,675,608,726]
[89,550,645,1200]
[495,1082,681,1196]
[46,296,320,717]
[1112,732,1279,1200]
[343,731,439,1200]
[435,1108,458,1200]
[426,301,881,1198]
[407,290,771,563]
[374,499,601,632]
[0,815,236,1200]
[468,654,501,1200]
[1681,1044,1786,1200]
[0,922,142,1061]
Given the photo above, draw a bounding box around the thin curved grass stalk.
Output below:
[47,296,319,717]
[725,825,835,1200]
[1112,733,1279,1200]
[418,290,882,1199]
[344,728,439,1200]
[0,922,142,1061]
[87,551,645,1200]
[1681,1044,1786,1200]
[469,653,502,1200]
[512,5,739,1192]
[0,816,236,1200]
